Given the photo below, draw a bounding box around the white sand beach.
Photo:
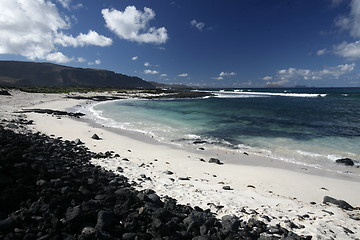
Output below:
[1,90,360,239]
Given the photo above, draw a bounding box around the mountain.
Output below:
[0,61,154,89]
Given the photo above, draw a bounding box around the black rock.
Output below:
[96,210,113,230]
[163,170,174,175]
[179,177,190,181]
[74,138,83,145]
[0,217,14,231]
[323,196,354,210]
[122,232,136,240]
[0,120,311,240]
[209,158,223,165]
[335,158,355,166]
[192,236,211,240]
[147,193,161,204]
[65,205,83,223]
[0,90,11,96]
[221,215,240,231]
[223,186,232,190]
[91,134,101,140]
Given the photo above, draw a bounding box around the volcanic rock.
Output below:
[323,196,353,210]
[335,158,355,166]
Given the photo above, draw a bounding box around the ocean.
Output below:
[87,88,360,173]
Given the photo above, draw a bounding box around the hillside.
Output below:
[0,61,154,89]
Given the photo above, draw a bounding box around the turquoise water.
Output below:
[90,88,360,170]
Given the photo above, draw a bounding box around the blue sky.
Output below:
[1,0,360,87]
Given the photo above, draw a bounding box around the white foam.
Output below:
[211,91,327,98]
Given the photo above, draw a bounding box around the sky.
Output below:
[1,0,360,87]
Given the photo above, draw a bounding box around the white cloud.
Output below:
[55,30,112,47]
[335,0,360,38]
[56,0,71,9]
[330,0,346,6]
[45,52,72,63]
[77,57,86,63]
[334,40,360,59]
[275,63,355,81]
[56,0,83,10]
[219,72,237,77]
[332,0,360,59]
[0,0,112,63]
[144,69,159,74]
[88,59,101,65]
[316,48,327,56]
[212,72,236,80]
[144,62,151,67]
[160,74,167,77]
[132,56,139,61]
[262,76,273,81]
[191,19,205,31]
[178,73,188,77]
[102,6,168,44]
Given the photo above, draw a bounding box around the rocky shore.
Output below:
[0,119,311,240]
[1,90,360,239]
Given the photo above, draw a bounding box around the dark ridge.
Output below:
[0,120,310,239]
[0,61,155,89]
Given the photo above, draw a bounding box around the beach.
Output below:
[1,89,360,239]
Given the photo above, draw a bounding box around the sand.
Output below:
[1,89,360,239]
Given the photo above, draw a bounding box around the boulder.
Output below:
[209,158,223,165]
[91,134,101,140]
[335,158,355,166]
[323,196,354,210]
[221,215,240,231]
[96,210,113,230]
[74,138,83,145]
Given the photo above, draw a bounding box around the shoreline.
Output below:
[81,98,360,182]
[2,90,360,239]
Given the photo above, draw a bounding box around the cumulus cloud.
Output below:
[262,76,273,81]
[102,6,168,44]
[56,0,82,10]
[132,56,139,61]
[45,52,72,63]
[88,59,101,65]
[77,57,86,63]
[335,0,360,38]
[274,64,355,82]
[219,72,237,77]
[56,0,71,9]
[213,71,236,80]
[144,69,159,74]
[333,40,360,59]
[55,30,112,47]
[316,49,327,56]
[0,0,112,63]
[178,73,189,77]
[332,0,360,59]
[144,62,151,67]
[191,19,205,31]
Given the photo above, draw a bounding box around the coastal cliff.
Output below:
[0,61,154,89]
